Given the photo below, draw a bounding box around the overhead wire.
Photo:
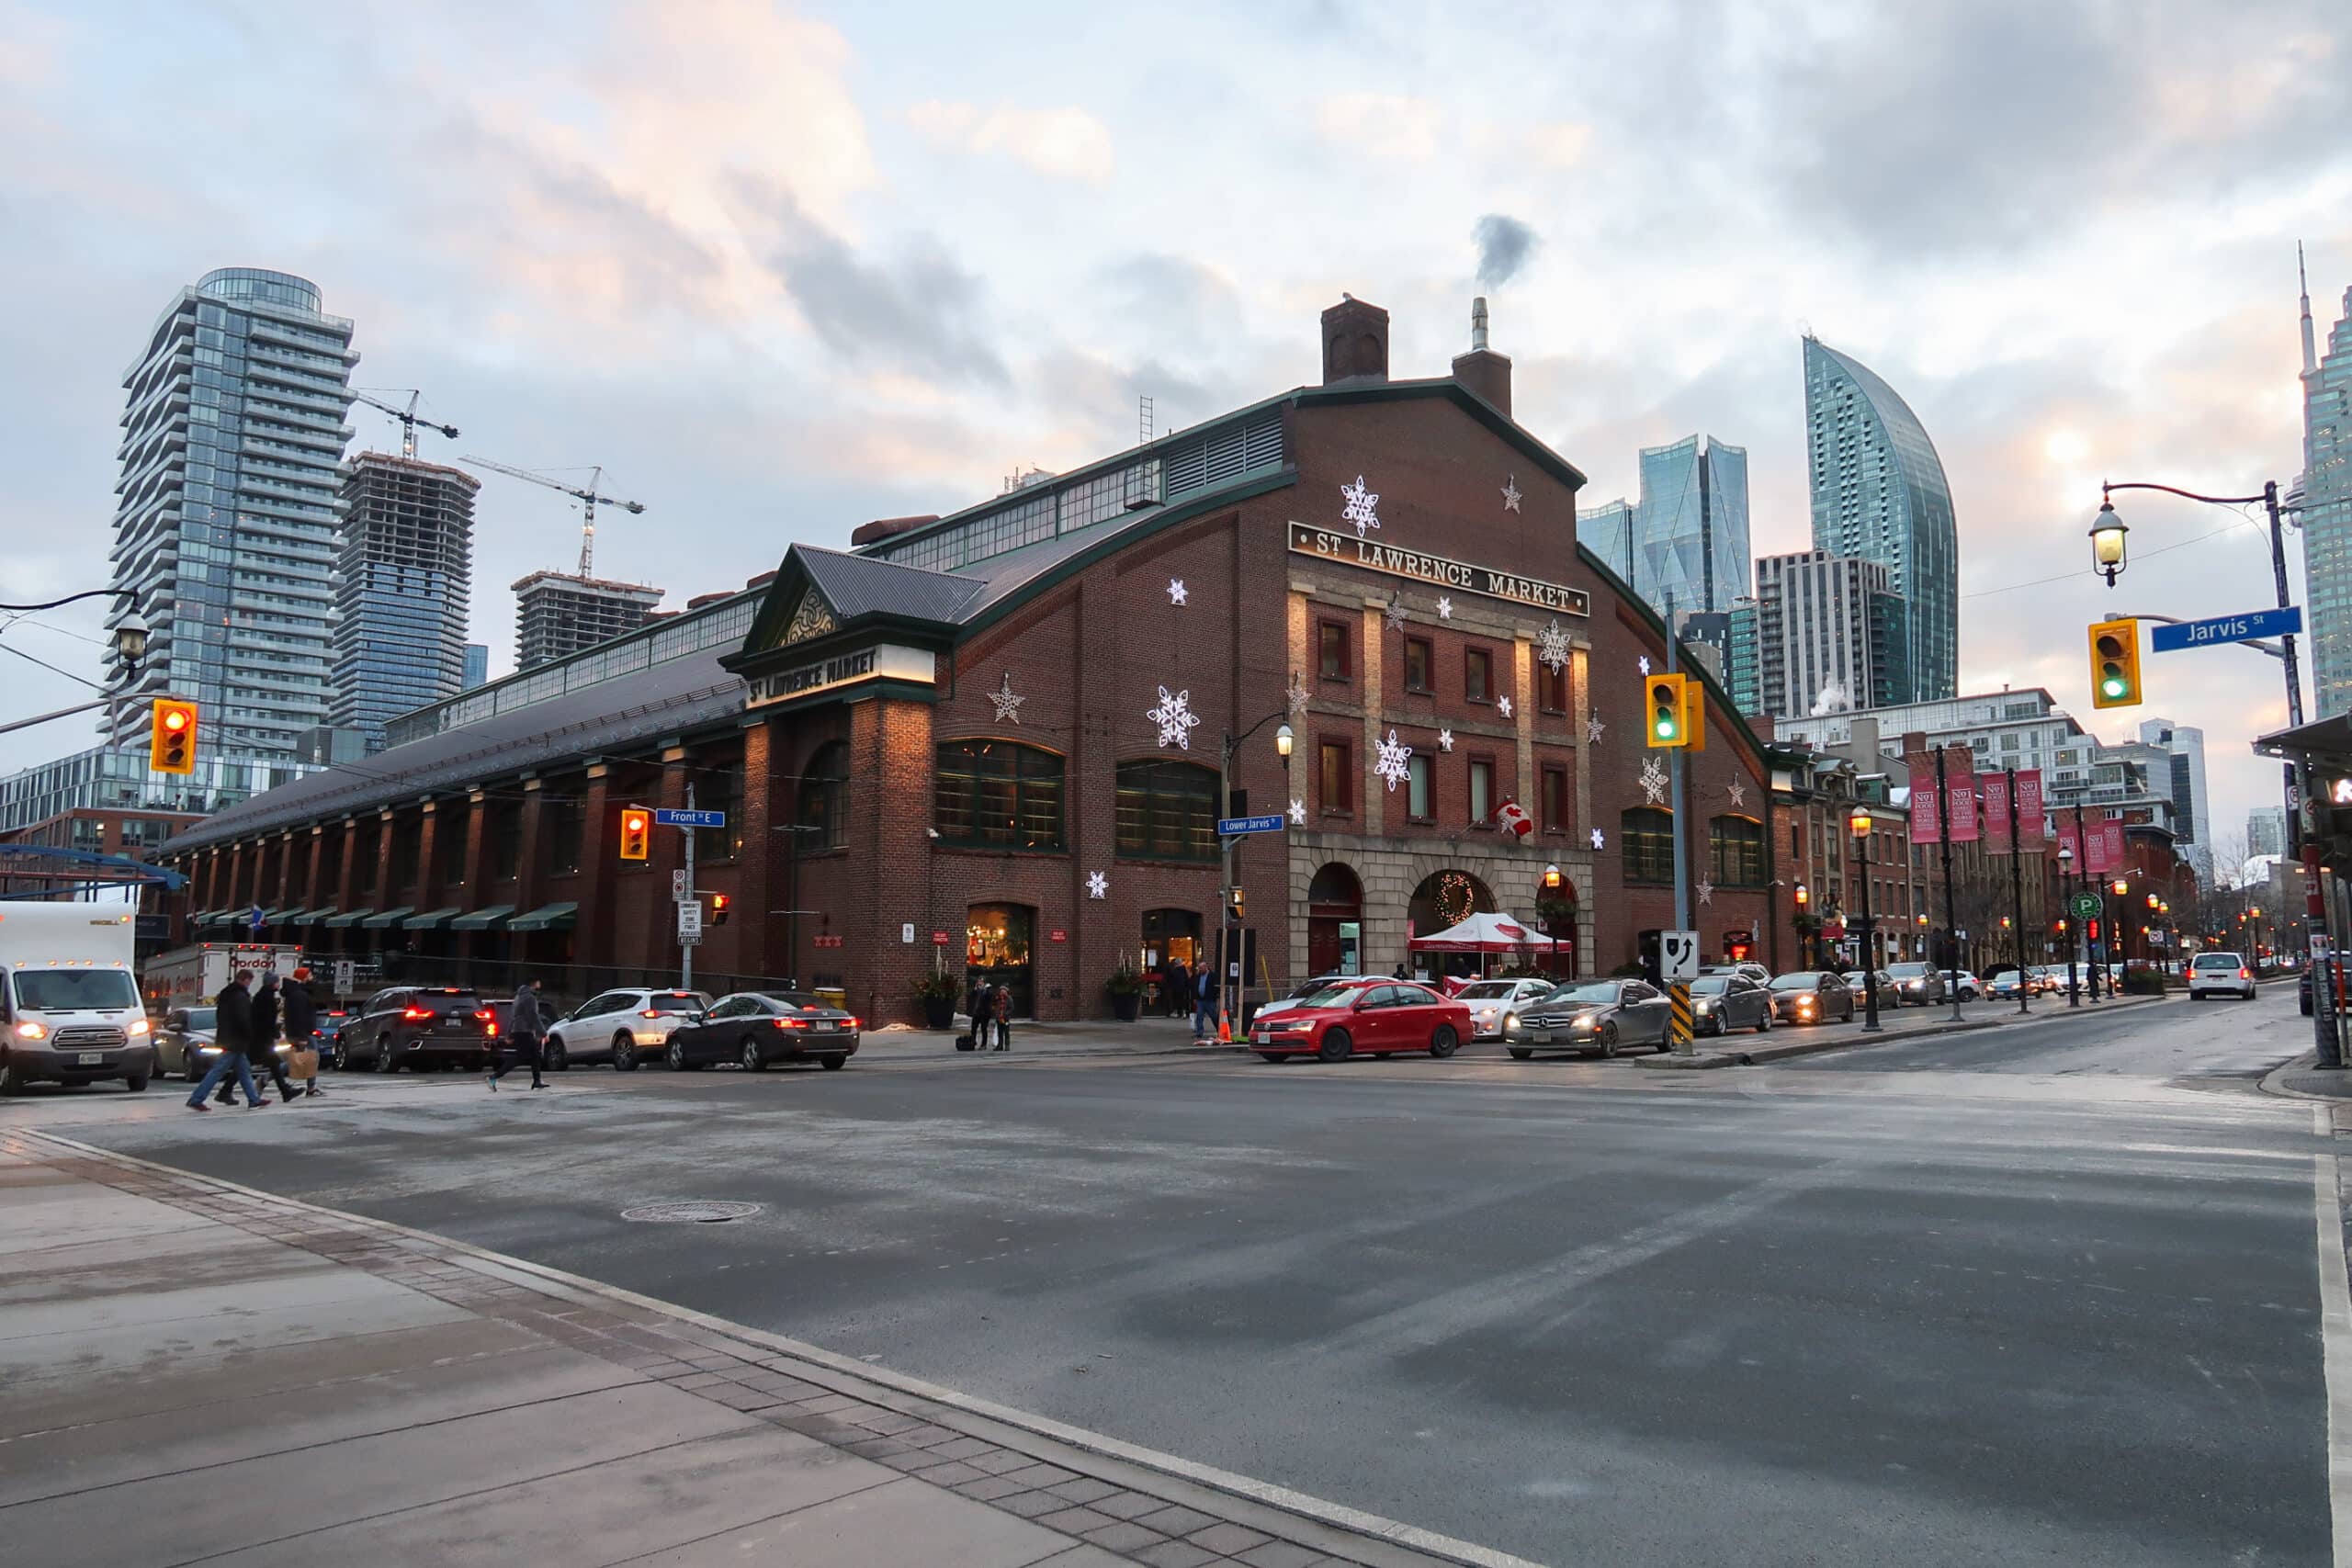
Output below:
[1961,507,2267,600]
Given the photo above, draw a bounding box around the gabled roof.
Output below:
[798,546,986,623]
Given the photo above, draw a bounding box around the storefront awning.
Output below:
[360,907,416,928]
[263,908,302,924]
[449,905,515,931]
[290,908,338,926]
[401,907,463,931]
[1408,912,1558,953]
[505,901,578,932]
[323,908,376,928]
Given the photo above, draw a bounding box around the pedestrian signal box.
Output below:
[149,698,198,774]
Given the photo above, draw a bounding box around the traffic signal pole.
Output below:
[681,783,695,992]
[1667,596,1692,1055]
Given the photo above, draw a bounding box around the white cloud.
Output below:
[908,100,1115,184]
[1313,92,1443,164]
[1523,120,1593,168]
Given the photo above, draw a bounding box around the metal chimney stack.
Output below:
[1471,297,1489,352]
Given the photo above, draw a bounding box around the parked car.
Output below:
[2188,951,2257,1001]
[1841,969,1894,1003]
[1250,974,1365,1028]
[1884,962,1946,1005]
[1250,980,1469,1063]
[1690,973,1774,1036]
[343,986,499,1073]
[1768,971,1855,1025]
[1505,978,1676,1059]
[543,987,715,1070]
[1986,969,2030,1000]
[1453,977,1555,1040]
[661,991,860,1069]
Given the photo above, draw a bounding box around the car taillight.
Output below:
[773,1017,808,1030]
[845,1017,859,1030]
[401,1007,430,1021]
[486,1021,499,1037]
[474,1009,495,1021]
[2241,968,2252,979]
[640,1010,664,1019]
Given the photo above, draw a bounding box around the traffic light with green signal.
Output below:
[2087,617,2142,709]
[1645,673,1690,748]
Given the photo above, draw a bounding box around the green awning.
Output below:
[360,907,416,929]
[505,901,578,932]
[449,905,515,931]
[290,908,338,926]
[263,908,302,923]
[323,908,376,928]
[188,910,221,929]
[401,906,463,931]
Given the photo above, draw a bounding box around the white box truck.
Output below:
[0,904,155,1093]
[142,942,305,1012]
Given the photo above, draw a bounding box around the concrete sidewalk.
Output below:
[0,1129,1513,1568]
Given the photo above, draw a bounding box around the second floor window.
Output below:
[1319,620,1351,681]
[1468,759,1494,825]
[1465,648,1493,703]
[1543,767,1567,831]
[1709,815,1766,887]
[934,741,1065,852]
[1407,754,1432,820]
[1320,739,1352,814]
[1404,637,1432,694]
[1623,807,1674,885]
[1540,660,1567,712]
[1114,760,1217,861]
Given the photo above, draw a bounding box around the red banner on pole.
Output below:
[1908,759,1941,843]
[1945,771,1979,842]
[1982,773,2012,852]
[2056,818,2081,868]
[2085,815,2112,874]
[2101,818,2127,870]
[2014,770,2045,850]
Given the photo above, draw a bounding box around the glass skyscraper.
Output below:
[2301,272,2352,717]
[1577,435,1750,616]
[106,268,357,754]
[1803,336,1958,702]
[329,453,478,750]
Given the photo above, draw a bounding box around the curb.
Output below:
[1634,991,2170,1070]
[17,1127,1538,1568]
[2261,1051,2352,1104]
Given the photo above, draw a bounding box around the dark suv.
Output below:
[345,986,497,1073]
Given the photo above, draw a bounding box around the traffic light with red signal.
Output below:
[149,698,198,774]
[618,807,651,861]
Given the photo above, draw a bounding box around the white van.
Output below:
[0,905,156,1092]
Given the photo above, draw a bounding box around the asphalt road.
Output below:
[51,994,2338,1567]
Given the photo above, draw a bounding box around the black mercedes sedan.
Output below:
[661,991,860,1071]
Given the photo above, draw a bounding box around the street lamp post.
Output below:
[1849,806,1882,1032]
[1793,882,1811,969]
[1216,710,1292,1040]
[2058,842,2081,1008]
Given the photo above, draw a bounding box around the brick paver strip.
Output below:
[10,1129,1502,1568]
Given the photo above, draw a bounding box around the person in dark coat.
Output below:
[490,977,546,1089]
[1193,967,1216,1040]
[1163,959,1189,1020]
[989,980,1012,1052]
[187,970,266,1111]
[971,979,997,1051]
[249,974,302,1104]
[282,970,322,1099]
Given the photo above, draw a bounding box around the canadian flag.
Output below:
[1494,798,1534,839]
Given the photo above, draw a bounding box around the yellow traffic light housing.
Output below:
[2088,617,2141,709]
[710,893,730,926]
[1229,886,1246,921]
[149,697,198,774]
[1645,673,1690,749]
[618,807,651,861]
[1680,676,1706,751]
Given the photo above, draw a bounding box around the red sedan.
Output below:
[1248,979,1471,1064]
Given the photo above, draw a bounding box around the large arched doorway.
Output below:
[1408,870,1498,984]
[1306,863,1363,978]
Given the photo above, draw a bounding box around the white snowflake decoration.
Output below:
[1726,777,1747,808]
[1167,578,1187,606]
[1696,878,1714,907]
[1286,678,1309,718]
[1640,755,1668,805]
[1537,619,1571,675]
[1436,596,1453,620]
[1385,595,1408,632]
[1340,475,1382,538]
[1637,655,1651,677]
[1500,475,1522,513]
[1590,828,1606,850]
[1288,797,1306,826]
[1438,728,1454,752]
[1147,685,1201,750]
[1586,713,1606,744]
[988,672,1024,725]
[1086,870,1108,900]
[1373,728,1412,793]
[1497,694,1513,719]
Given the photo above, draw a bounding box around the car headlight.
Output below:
[1502,1011,1520,1032]
[127,1018,152,1036]
[1570,1012,1599,1032]
[14,1021,46,1041]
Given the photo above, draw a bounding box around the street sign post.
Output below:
[333,959,355,997]
[654,808,728,829]
[2071,892,2102,921]
[2148,605,2303,652]
[672,868,688,901]
[1216,813,1285,837]
[1658,930,1700,982]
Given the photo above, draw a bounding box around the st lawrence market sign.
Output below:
[743,644,936,710]
[1287,524,1589,616]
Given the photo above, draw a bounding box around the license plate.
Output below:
[1252,1034,1270,1045]
[442,1019,467,1031]
[814,1021,837,1032]
[78,1052,104,1066]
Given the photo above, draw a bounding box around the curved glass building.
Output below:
[1803,336,1958,702]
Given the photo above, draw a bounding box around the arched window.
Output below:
[1621,807,1674,886]
[1709,815,1766,887]
[1114,760,1217,861]
[796,741,849,850]
[935,741,1064,852]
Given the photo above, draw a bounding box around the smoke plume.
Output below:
[1473,214,1539,289]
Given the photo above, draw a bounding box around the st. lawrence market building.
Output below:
[159,299,1782,1022]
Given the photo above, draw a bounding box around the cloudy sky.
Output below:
[3,0,2347,863]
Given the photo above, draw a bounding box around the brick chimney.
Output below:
[1320,295,1389,385]
[1450,296,1512,417]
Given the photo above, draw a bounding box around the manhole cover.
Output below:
[621,1201,763,1224]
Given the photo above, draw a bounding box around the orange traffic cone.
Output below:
[1217,1009,1232,1043]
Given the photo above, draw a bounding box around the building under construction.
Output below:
[330,453,479,749]
[513,570,664,672]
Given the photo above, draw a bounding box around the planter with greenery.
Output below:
[1105,964,1145,1022]
[910,969,961,1030]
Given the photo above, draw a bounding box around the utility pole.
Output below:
[1935,744,1962,1021]
[2007,766,2030,1015]
[680,783,695,991]
[1666,594,1694,1055]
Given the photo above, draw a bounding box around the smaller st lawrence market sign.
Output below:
[1287,523,1589,616]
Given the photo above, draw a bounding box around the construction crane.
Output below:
[462,457,646,576]
[350,389,458,459]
